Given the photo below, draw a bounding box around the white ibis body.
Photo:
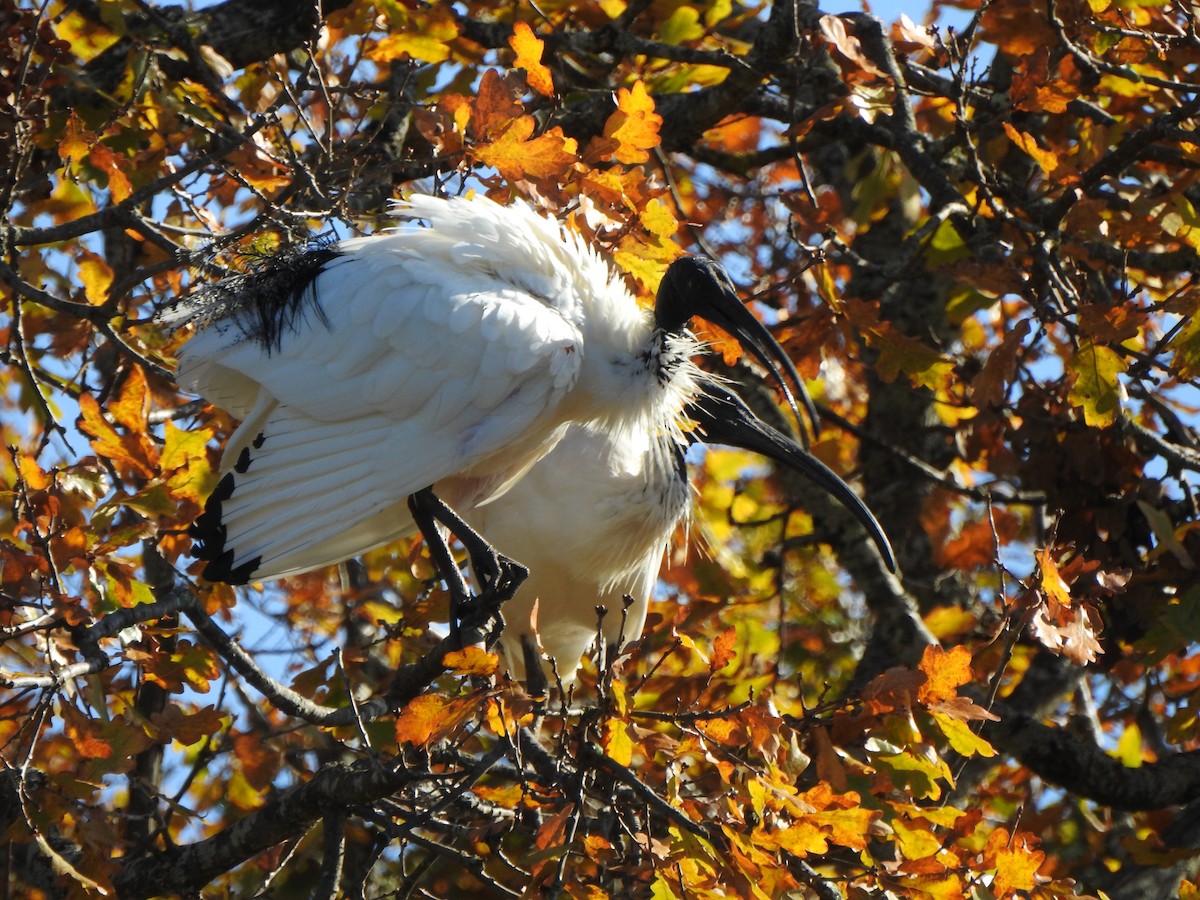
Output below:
[464,380,896,682]
[172,195,806,588]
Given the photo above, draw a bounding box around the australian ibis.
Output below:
[170,195,813,599]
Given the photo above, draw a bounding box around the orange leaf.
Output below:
[394,694,477,747]
[61,704,113,760]
[509,21,554,97]
[1002,123,1058,176]
[710,626,738,672]
[77,393,157,478]
[443,646,499,676]
[17,454,50,491]
[87,142,132,203]
[591,81,662,165]
[474,116,578,182]
[473,69,523,139]
[985,828,1046,897]
[917,645,973,704]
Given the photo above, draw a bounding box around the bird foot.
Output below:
[408,488,526,646]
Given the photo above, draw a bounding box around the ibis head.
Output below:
[656,256,820,443]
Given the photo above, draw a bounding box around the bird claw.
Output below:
[408,488,525,648]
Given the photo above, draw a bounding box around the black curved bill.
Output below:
[657,256,821,444]
[689,380,896,573]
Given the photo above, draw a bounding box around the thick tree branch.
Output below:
[113,759,422,898]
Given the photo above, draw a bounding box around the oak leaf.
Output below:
[509,21,554,97]
[474,116,578,182]
[917,645,973,705]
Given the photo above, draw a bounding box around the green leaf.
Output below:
[1136,586,1200,663]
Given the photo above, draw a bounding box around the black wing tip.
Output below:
[190,471,262,585]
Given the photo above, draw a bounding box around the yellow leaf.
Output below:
[509,21,554,97]
[639,198,678,239]
[930,711,997,758]
[160,421,215,503]
[78,250,113,305]
[609,678,629,716]
[767,822,829,856]
[1036,547,1072,607]
[613,231,681,292]
[892,816,943,861]
[659,6,704,44]
[601,718,634,766]
[227,770,268,811]
[53,8,122,62]
[1067,341,1126,427]
[807,805,876,851]
[473,783,524,808]
[1113,721,1143,767]
[371,8,458,64]
[986,829,1046,897]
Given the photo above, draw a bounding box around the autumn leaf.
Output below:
[78,249,114,305]
[16,453,50,491]
[474,116,578,182]
[1067,341,1126,427]
[601,718,635,766]
[370,8,458,64]
[1002,123,1059,175]
[78,393,158,478]
[394,693,479,747]
[930,711,997,758]
[87,142,132,203]
[61,703,114,760]
[152,703,226,746]
[918,645,973,704]
[819,15,885,76]
[970,318,1030,408]
[892,815,944,861]
[1036,547,1072,607]
[848,302,954,391]
[472,69,524,139]
[588,81,662,165]
[1030,596,1104,664]
[985,828,1046,897]
[160,421,215,503]
[710,625,738,672]
[443,646,500,676]
[509,21,554,97]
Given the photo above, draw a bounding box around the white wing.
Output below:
[178,241,583,582]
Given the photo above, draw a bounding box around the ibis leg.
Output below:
[408,488,526,646]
